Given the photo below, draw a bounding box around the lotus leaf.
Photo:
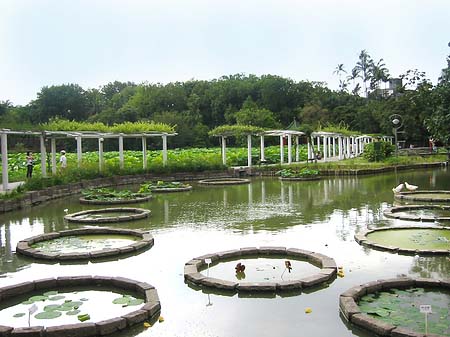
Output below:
[127,298,144,306]
[113,296,131,305]
[62,301,83,308]
[43,291,58,296]
[66,310,81,315]
[29,295,48,302]
[43,304,61,311]
[35,311,62,319]
[49,295,65,301]
[13,313,26,318]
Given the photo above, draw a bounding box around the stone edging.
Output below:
[198,178,250,185]
[184,247,337,293]
[383,205,450,222]
[355,226,450,255]
[79,194,153,205]
[0,276,160,337]
[150,186,193,193]
[279,176,321,181]
[64,207,151,223]
[394,190,450,202]
[339,277,450,337]
[16,227,154,261]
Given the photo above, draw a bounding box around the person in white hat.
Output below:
[60,150,67,169]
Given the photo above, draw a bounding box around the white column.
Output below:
[279,135,284,164]
[76,136,82,167]
[332,137,336,157]
[338,137,343,159]
[287,134,292,164]
[162,135,168,166]
[39,134,47,177]
[295,136,299,162]
[247,134,252,167]
[307,141,312,161]
[346,137,351,158]
[317,136,321,155]
[328,136,332,157]
[221,136,226,165]
[260,135,265,162]
[98,138,104,172]
[51,138,57,174]
[142,137,147,169]
[1,132,8,191]
[323,136,327,161]
[119,135,124,169]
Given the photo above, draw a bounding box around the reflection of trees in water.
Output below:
[409,256,450,279]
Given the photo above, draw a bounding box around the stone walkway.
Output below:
[0,181,24,193]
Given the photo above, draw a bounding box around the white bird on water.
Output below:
[405,182,418,191]
[392,183,404,194]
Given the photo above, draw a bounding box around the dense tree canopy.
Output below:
[1,50,449,149]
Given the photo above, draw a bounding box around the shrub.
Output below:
[363,141,395,162]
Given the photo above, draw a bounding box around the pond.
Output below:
[1,167,450,337]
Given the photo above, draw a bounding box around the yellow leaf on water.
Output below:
[158,316,165,323]
[143,322,152,329]
[305,307,312,314]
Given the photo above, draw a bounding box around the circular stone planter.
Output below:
[395,190,450,202]
[79,193,152,205]
[355,226,450,255]
[64,207,150,223]
[184,247,337,293]
[0,276,161,336]
[339,277,450,337]
[198,178,250,185]
[150,186,192,193]
[383,205,450,222]
[16,227,154,261]
[279,176,321,181]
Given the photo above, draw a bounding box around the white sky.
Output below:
[1,0,449,106]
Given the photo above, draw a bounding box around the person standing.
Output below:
[59,150,67,169]
[26,151,34,178]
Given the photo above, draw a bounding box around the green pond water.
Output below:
[367,228,450,250]
[31,234,139,253]
[0,288,144,327]
[73,211,139,220]
[206,257,321,282]
[1,167,450,337]
[358,288,450,336]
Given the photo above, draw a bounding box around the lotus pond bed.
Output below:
[64,207,151,223]
[184,247,337,293]
[16,228,154,261]
[340,278,450,337]
[138,181,192,193]
[79,188,152,205]
[355,226,450,255]
[383,205,450,222]
[395,190,450,202]
[0,276,160,336]
[197,178,250,185]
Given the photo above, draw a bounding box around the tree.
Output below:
[234,97,280,128]
[352,50,374,97]
[333,64,348,92]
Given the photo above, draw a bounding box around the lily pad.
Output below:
[29,295,48,302]
[43,304,61,311]
[61,301,83,308]
[43,291,58,296]
[35,311,62,319]
[127,298,145,306]
[49,295,65,301]
[112,297,130,305]
[13,313,26,318]
[66,309,81,316]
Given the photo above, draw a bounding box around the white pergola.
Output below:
[309,132,380,161]
[0,128,177,191]
[217,129,306,167]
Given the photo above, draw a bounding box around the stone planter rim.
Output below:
[383,204,450,222]
[198,178,250,185]
[0,276,160,336]
[148,185,192,193]
[79,193,152,205]
[16,227,154,261]
[394,190,450,202]
[184,247,337,294]
[355,225,450,255]
[279,176,321,181]
[339,277,450,337]
[64,207,151,223]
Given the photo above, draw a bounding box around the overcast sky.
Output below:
[1,0,449,106]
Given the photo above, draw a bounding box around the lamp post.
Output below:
[389,114,403,157]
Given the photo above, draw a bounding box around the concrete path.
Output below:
[0,181,24,193]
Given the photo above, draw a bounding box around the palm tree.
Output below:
[333,64,348,91]
[352,50,374,98]
[370,59,390,92]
